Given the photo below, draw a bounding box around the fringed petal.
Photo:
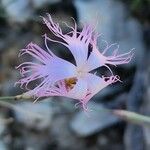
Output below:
[42,14,96,68]
[86,38,134,72]
[18,42,53,64]
[86,49,107,72]
[105,49,134,66]
[80,73,120,108]
[16,42,77,98]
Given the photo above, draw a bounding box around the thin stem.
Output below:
[0,96,16,101]
[0,93,32,101]
[113,109,150,126]
[89,107,150,126]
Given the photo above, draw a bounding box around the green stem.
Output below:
[0,93,32,101]
[113,109,150,126]
[0,96,16,101]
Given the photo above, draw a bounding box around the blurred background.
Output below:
[0,0,150,150]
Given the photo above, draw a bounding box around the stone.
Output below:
[51,114,85,150]
[0,117,9,150]
[14,99,53,130]
[70,102,120,137]
[0,141,7,150]
[1,0,61,22]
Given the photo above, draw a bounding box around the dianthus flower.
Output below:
[16,14,133,110]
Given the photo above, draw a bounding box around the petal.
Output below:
[42,14,95,68]
[66,37,88,67]
[85,34,108,72]
[86,41,134,72]
[67,78,87,100]
[19,42,52,64]
[45,56,77,82]
[82,73,120,104]
[86,49,106,72]
[86,73,112,95]
[64,25,94,67]
[16,43,77,98]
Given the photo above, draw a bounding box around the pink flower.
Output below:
[16,14,133,110]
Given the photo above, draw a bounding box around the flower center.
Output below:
[64,67,87,91]
[76,68,87,78]
[65,77,77,90]
[77,71,84,78]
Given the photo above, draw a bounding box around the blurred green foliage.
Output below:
[0,1,7,26]
[130,0,150,11]
[122,0,150,22]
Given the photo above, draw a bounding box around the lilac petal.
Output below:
[16,43,77,97]
[81,73,120,105]
[66,37,89,67]
[67,78,87,100]
[42,14,95,67]
[105,49,134,66]
[66,25,94,67]
[43,56,77,82]
[86,49,107,72]
[86,40,134,72]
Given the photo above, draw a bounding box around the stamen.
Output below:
[64,77,77,90]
